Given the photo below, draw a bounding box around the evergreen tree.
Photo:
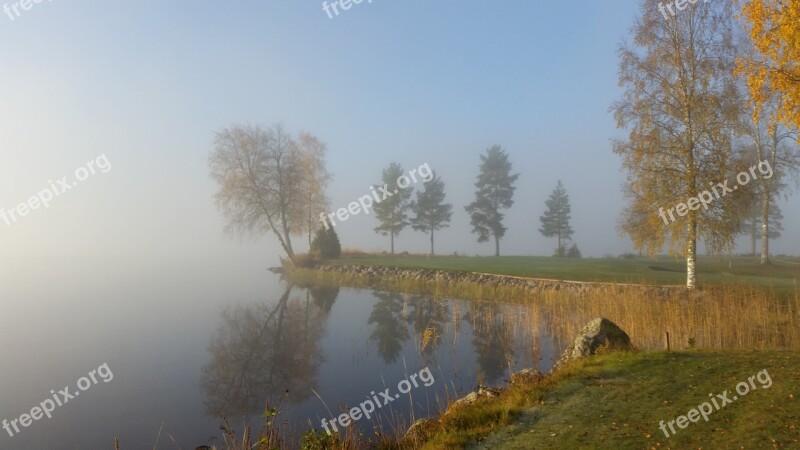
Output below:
[373,163,413,254]
[539,180,574,255]
[465,146,519,256]
[410,172,452,255]
[310,227,341,259]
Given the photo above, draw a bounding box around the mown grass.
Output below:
[279,257,800,449]
[420,350,800,449]
[327,254,800,292]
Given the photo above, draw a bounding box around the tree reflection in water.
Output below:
[368,291,410,364]
[200,284,337,418]
[201,282,536,425]
[366,291,517,385]
[465,303,516,384]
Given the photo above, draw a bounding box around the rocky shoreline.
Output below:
[403,317,635,445]
[289,263,684,300]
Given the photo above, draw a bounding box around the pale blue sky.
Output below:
[0,0,796,264]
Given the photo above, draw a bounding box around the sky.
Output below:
[0,0,797,267]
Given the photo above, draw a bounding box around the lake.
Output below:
[0,257,564,449]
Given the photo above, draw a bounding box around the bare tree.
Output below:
[294,132,332,247]
[209,124,330,263]
[734,60,800,263]
[740,200,783,256]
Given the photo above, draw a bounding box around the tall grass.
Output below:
[535,285,800,352]
[222,268,800,449]
[289,267,800,352]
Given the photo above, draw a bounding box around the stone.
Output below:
[555,318,633,368]
[446,385,503,413]
[508,368,544,385]
[404,418,433,442]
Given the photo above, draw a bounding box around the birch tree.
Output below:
[294,132,332,247]
[611,1,743,289]
[740,201,783,256]
[736,99,798,263]
[739,0,800,130]
[209,124,330,263]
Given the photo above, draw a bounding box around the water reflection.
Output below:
[408,294,448,358]
[200,284,335,417]
[366,292,454,364]
[466,303,516,384]
[309,285,339,314]
[367,292,410,363]
[199,282,556,438]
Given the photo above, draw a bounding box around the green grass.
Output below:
[420,350,800,449]
[329,254,800,291]
[290,255,800,448]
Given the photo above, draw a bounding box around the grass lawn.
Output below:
[421,350,799,449]
[329,254,800,291]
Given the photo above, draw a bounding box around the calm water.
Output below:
[0,257,563,449]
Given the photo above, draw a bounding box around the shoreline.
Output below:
[286,263,687,303]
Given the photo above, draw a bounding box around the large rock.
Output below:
[556,318,632,367]
[508,368,544,386]
[404,418,433,442]
[445,385,503,414]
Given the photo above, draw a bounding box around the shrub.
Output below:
[300,429,340,449]
[310,227,341,260]
[566,243,582,258]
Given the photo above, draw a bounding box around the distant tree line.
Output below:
[208,129,587,260]
[208,119,793,275]
[209,0,800,281]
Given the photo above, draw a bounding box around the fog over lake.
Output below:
[0,256,564,448]
[1,1,798,448]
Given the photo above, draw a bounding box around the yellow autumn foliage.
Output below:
[739,0,800,129]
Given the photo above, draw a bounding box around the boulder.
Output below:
[446,385,503,413]
[508,368,544,385]
[556,318,633,368]
[404,418,433,442]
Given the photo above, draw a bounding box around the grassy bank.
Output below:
[419,350,799,449]
[289,265,800,352]
[201,351,799,449]
[280,257,800,449]
[325,254,800,292]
